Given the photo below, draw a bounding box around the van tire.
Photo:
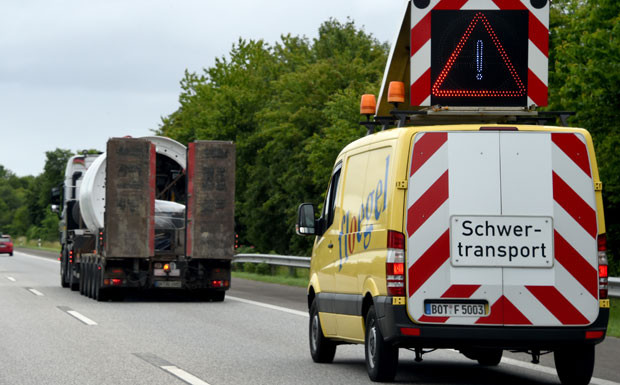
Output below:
[365,306,398,382]
[476,349,503,366]
[309,300,336,363]
[554,345,594,385]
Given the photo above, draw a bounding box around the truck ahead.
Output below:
[52,136,235,301]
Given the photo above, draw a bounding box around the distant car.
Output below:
[0,235,13,256]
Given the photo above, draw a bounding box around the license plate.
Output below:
[425,302,487,317]
[153,269,181,277]
[154,280,182,288]
[450,215,553,267]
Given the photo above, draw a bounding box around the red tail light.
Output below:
[598,234,608,299]
[387,230,405,296]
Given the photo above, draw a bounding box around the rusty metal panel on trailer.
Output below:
[104,138,156,258]
[186,141,235,260]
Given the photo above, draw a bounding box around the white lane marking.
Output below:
[66,310,98,326]
[15,251,60,264]
[161,366,211,385]
[227,295,308,317]
[28,288,44,296]
[7,276,16,282]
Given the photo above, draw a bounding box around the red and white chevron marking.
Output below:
[405,131,598,326]
[410,0,549,106]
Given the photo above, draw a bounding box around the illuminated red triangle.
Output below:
[432,12,526,98]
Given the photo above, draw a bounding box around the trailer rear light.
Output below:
[585,331,604,340]
[400,327,420,336]
[163,263,171,272]
[387,230,406,296]
[598,234,608,299]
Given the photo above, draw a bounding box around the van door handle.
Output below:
[328,243,333,249]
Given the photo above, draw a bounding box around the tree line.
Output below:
[0,0,617,273]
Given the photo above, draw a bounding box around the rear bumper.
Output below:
[374,296,609,350]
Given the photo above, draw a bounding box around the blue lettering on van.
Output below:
[337,155,390,270]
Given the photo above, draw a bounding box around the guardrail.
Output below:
[234,253,620,298]
[233,254,311,268]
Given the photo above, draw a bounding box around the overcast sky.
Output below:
[0,0,406,177]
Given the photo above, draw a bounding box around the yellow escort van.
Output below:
[296,111,609,384]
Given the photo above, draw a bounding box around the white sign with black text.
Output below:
[450,216,553,268]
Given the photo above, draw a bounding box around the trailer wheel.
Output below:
[309,299,336,363]
[554,345,594,385]
[60,248,69,288]
[88,262,95,299]
[365,306,398,382]
[79,262,85,295]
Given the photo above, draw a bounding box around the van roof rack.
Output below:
[361,108,575,135]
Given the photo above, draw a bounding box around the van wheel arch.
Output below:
[362,293,374,325]
[308,287,316,311]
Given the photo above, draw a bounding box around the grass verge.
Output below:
[14,237,61,253]
[608,297,619,338]
[232,271,308,288]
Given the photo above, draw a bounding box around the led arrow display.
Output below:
[430,10,529,107]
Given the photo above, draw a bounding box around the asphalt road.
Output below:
[1,248,618,385]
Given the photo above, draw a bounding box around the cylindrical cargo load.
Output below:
[78,136,187,232]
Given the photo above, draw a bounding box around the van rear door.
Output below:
[405,130,599,327]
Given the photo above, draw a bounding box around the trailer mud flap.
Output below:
[186,141,235,260]
[105,138,156,258]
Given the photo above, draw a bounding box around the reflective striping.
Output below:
[552,144,595,205]
[441,284,480,299]
[554,231,598,299]
[407,170,449,235]
[410,132,447,176]
[527,69,548,107]
[410,12,431,57]
[553,172,597,238]
[419,314,449,323]
[526,286,589,325]
[407,131,598,327]
[527,10,550,57]
[475,296,504,324]
[410,68,431,106]
[502,296,532,325]
[161,366,210,385]
[408,230,450,297]
[552,133,592,177]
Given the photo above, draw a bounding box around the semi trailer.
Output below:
[52,136,235,301]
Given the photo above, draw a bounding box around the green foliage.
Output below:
[547,0,620,274]
[157,19,387,256]
[0,148,73,242]
[255,262,271,275]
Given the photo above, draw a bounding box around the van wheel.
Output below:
[309,300,336,363]
[476,349,503,366]
[554,345,594,385]
[365,306,398,382]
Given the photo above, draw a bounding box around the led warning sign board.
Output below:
[410,0,550,107]
[431,10,528,107]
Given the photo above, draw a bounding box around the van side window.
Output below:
[323,165,342,230]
